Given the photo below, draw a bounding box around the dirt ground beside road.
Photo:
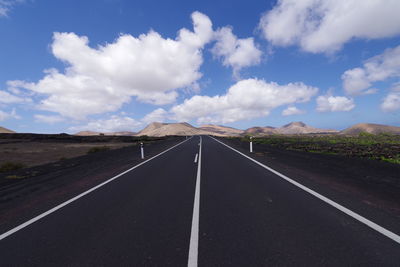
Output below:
[0,141,133,168]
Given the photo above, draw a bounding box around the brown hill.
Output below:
[0,126,15,133]
[275,122,338,134]
[75,131,136,136]
[341,123,400,135]
[136,122,215,137]
[105,131,136,136]
[199,124,244,136]
[75,131,102,136]
[243,122,337,135]
[135,121,339,137]
[244,126,276,136]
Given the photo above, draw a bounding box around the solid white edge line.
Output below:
[194,153,198,163]
[0,136,193,242]
[188,136,202,267]
[209,136,400,245]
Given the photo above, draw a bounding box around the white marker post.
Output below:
[250,136,253,153]
[140,142,144,159]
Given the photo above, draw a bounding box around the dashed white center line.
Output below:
[0,137,192,242]
[194,153,198,163]
[188,136,202,267]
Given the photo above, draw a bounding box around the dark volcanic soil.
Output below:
[0,135,184,233]
[218,137,400,234]
[0,133,165,168]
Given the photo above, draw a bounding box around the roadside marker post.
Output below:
[250,136,253,153]
[140,142,144,159]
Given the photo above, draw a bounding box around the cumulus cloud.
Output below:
[259,0,400,53]
[141,108,168,124]
[171,78,318,124]
[0,108,19,121]
[381,92,400,112]
[316,95,355,112]
[68,115,142,133]
[34,114,65,124]
[342,45,400,95]
[212,26,262,77]
[9,11,213,119]
[282,106,305,116]
[0,90,30,104]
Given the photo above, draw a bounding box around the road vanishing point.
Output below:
[0,136,399,266]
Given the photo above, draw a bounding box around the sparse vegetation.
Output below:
[241,133,400,164]
[0,162,26,172]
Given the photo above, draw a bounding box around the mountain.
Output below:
[275,122,338,134]
[75,131,136,136]
[341,123,400,135]
[105,131,136,136]
[199,124,244,136]
[136,122,214,137]
[135,121,339,137]
[75,131,102,136]
[244,126,276,135]
[243,122,338,135]
[0,126,15,133]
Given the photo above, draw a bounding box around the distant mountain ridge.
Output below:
[198,124,244,136]
[275,122,338,134]
[136,122,214,137]
[135,121,339,137]
[0,126,15,133]
[340,123,400,135]
[69,121,400,137]
[75,131,136,136]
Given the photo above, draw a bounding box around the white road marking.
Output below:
[209,136,400,245]
[188,136,202,267]
[0,137,192,242]
[194,153,198,163]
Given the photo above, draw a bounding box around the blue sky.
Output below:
[1,0,400,133]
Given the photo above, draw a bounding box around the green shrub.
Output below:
[380,156,400,164]
[358,131,374,137]
[0,162,26,172]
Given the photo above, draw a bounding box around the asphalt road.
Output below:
[0,135,399,266]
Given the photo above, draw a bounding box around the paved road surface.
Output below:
[0,136,399,266]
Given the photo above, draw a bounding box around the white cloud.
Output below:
[381,92,400,112]
[391,82,400,92]
[171,78,318,124]
[316,95,355,112]
[212,26,262,77]
[282,106,305,116]
[68,115,142,133]
[9,11,213,119]
[342,45,400,95]
[141,108,167,124]
[0,108,20,121]
[0,0,23,17]
[34,114,65,124]
[259,0,400,53]
[0,90,30,104]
